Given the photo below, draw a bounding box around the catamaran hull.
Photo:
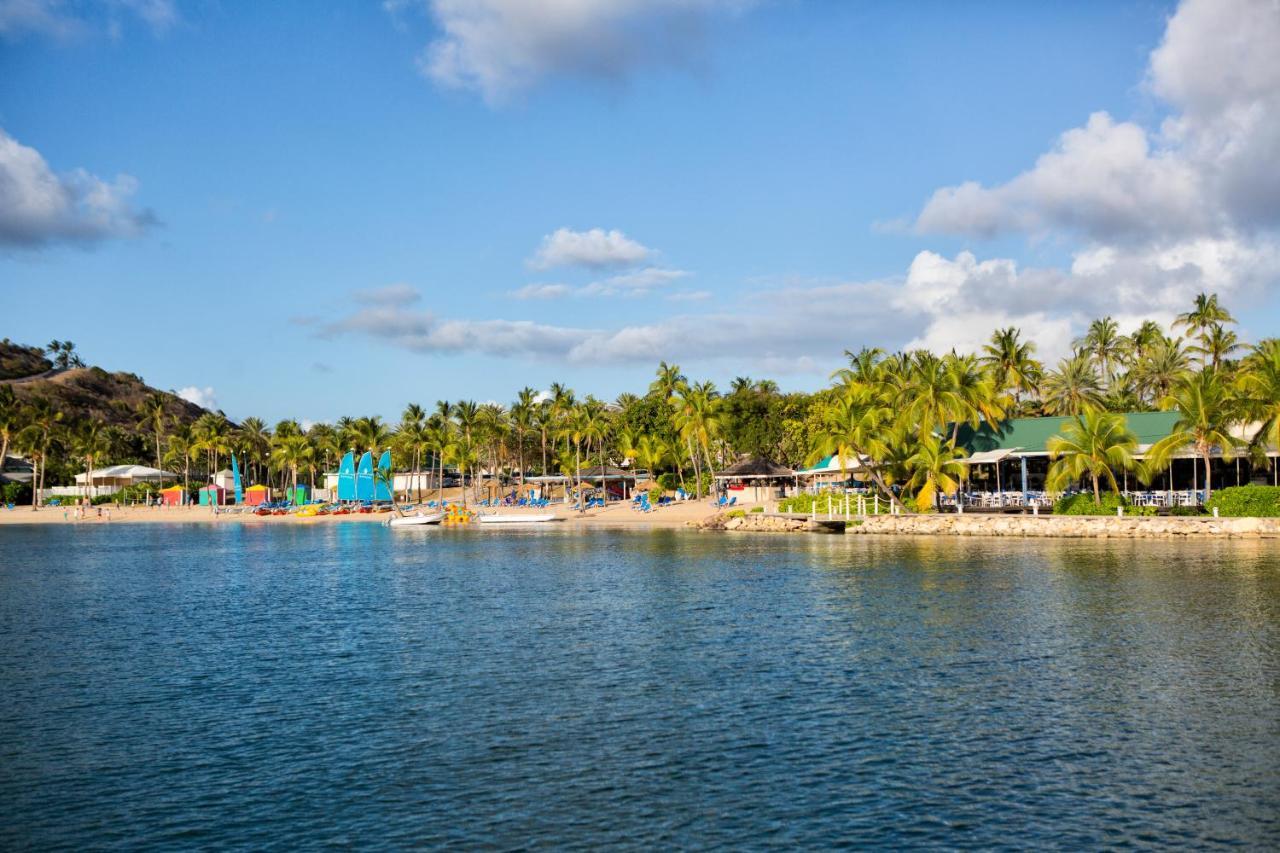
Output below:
[387,512,445,527]
[477,514,557,524]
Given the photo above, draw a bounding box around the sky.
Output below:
[2,0,1278,423]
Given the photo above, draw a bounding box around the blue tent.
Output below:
[356,452,374,501]
[374,450,393,502]
[337,451,356,501]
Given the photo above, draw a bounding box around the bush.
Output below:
[1053,492,1156,516]
[1204,485,1280,517]
[647,486,664,503]
[749,506,764,513]
[656,472,680,492]
[725,509,745,519]
[2,481,30,505]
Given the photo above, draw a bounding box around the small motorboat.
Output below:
[386,511,445,528]
[476,513,557,525]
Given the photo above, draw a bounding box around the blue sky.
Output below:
[2,0,1277,422]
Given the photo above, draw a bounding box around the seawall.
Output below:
[695,512,1280,538]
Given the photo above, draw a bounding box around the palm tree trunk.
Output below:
[1203,450,1213,503]
[1092,472,1101,505]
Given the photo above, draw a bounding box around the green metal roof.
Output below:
[954,411,1181,455]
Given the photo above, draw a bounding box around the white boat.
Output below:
[477,513,558,524]
[386,511,444,527]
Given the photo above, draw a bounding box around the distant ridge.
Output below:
[0,339,212,430]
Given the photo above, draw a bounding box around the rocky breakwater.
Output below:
[849,514,1280,539]
[691,512,838,534]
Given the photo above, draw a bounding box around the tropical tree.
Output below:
[1041,353,1105,415]
[272,434,314,500]
[71,420,110,503]
[1190,323,1240,369]
[236,417,272,483]
[1075,316,1124,385]
[1046,410,1139,504]
[0,385,19,472]
[1143,369,1243,502]
[905,435,967,512]
[980,327,1041,402]
[1175,292,1236,365]
[137,393,169,472]
[1239,341,1280,485]
[807,386,905,512]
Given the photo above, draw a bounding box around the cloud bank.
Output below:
[0,128,157,248]
[404,0,751,103]
[0,0,177,39]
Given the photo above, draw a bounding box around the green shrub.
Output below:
[725,509,746,519]
[1168,506,1206,516]
[1204,485,1280,517]
[656,472,680,492]
[1053,492,1155,516]
[2,481,30,505]
[749,506,764,513]
[647,486,664,503]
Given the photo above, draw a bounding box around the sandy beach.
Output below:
[0,499,723,529]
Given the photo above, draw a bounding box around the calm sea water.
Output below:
[1,524,1278,849]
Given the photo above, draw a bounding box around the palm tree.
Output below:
[1144,369,1243,502]
[351,416,392,455]
[0,385,19,472]
[72,420,110,503]
[136,393,169,472]
[673,381,722,498]
[444,433,479,509]
[980,327,1041,401]
[512,387,538,488]
[193,413,232,479]
[164,423,196,498]
[807,386,905,512]
[1175,292,1236,365]
[22,397,62,507]
[272,434,313,500]
[1046,410,1139,504]
[1075,317,1123,385]
[1239,341,1280,484]
[905,435,967,512]
[1190,323,1241,369]
[945,352,1007,441]
[1041,352,1104,415]
[236,417,272,483]
[1131,336,1190,406]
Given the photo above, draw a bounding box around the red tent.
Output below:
[160,485,186,506]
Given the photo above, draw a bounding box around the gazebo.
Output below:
[577,465,637,500]
[74,464,177,497]
[714,458,797,504]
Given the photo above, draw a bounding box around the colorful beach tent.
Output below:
[161,485,186,506]
[356,452,374,501]
[290,485,309,505]
[198,484,228,505]
[337,452,355,501]
[374,450,392,501]
[244,485,270,506]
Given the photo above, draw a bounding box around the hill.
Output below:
[0,339,53,380]
[0,340,211,432]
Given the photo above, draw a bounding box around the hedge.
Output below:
[1204,485,1280,517]
[1053,493,1157,517]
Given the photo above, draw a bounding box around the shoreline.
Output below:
[7,504,1279,539]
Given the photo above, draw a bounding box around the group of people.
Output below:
[63,498,111,522]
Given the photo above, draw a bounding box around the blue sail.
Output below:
[374,450,393,502]
[356,451,374,501]
[231,453,244,505]
[337,451,356,502]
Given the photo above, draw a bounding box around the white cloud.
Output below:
[916,0,1280,243]
[177,386,218,410]
[0,0,176,39]
[354,282,422,306]
[0,127,156,247]
[527,226,653,270]
[409,0,751,103]
[511,283,573,300]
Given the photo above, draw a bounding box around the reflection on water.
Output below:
[1,526,1277,848]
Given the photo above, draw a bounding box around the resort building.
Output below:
[798,412,1278,508]
[62,464,176,498]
